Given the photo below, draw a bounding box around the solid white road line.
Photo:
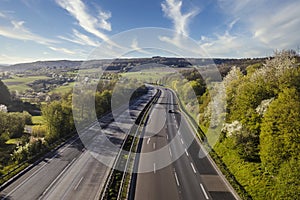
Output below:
[74,176,84,190]
[175,124,178,128]
[185,148,189,157]
[174,171,180,186]
[147,138,150,144]
[166,134,168,140]
[153,163,156,174]
[200,183,209,199]
[190,162,197,174]
[169,147,172,157]
[180,138,184,144]
[153,142,156,150]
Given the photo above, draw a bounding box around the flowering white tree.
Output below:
[0,104,7,113]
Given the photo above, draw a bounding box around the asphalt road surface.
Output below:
[0,88,156,200]
[0,86,239,200]
[134,88,239,200]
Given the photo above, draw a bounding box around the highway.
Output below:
[134,88,239,200]
[0,86,239,200]
[0,88,156,200]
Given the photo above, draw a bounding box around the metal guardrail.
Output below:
[100,89,161,200]
[117,90,161,200]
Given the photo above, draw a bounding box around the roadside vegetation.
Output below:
[163,50,300,199]
[215,50,300,199]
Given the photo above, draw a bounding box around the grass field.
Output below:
[32,116,45,125]
[3,76,50,93]
[49,82,75,94]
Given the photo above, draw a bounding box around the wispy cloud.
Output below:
[199,32,267,58]
[0,19,57,45]
[98,10,111,32]
[216,0,300,54]
[0,54,35,65]
[161,0,199,36]
[56,0,111,41]
[49,46,76,55]
[130,38,153,55]
[250,1,300,49]
[159,0,201,56]
[58,29,100,47]
[0,11,6,18]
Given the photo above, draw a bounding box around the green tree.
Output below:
[274,158,300,199]
[6,112,25,138]
[234,125,260,162]
[189,80,206,96]
[230,79,272,122]
[260,88,300,173]
[22,111,32,125]
[0,80,11,105]
[42,99,75,143]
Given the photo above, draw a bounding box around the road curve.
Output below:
[134,87,238,200]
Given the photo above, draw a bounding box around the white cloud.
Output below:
[159,0,202,56]
[0,54,35,65]
[56,0,111,41]
[98,11,111,32]
[199,32,268,58]
[49,46,76,55]
[218,0,261,15]
[228,18,239,30]
[130,38,153,55]
[161,0,199,36]
[251,1,300,49]
[0,20,57,45]
[217,0,300,53]
[58,29,100,47]
[0,11,6,18]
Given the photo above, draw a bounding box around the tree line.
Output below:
[161,50,299,199]
[209,51,299,199]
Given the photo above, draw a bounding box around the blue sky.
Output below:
[0,0,299,64]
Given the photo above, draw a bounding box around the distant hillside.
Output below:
[3,60,83,72]
[0,57,268,73]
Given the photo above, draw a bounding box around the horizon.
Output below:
[1,55,273,66]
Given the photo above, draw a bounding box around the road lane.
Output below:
[0,88,156,200]
[134,87,238,200]
[166,91,207,200]
[0,137,84,200]
[135,89,180,200]
[168,89,238,200]
[41,150,109,200]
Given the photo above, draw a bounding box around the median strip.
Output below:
[100,89,161,200]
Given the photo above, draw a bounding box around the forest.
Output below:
[164,50,299,199]
[217,50,300,199]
